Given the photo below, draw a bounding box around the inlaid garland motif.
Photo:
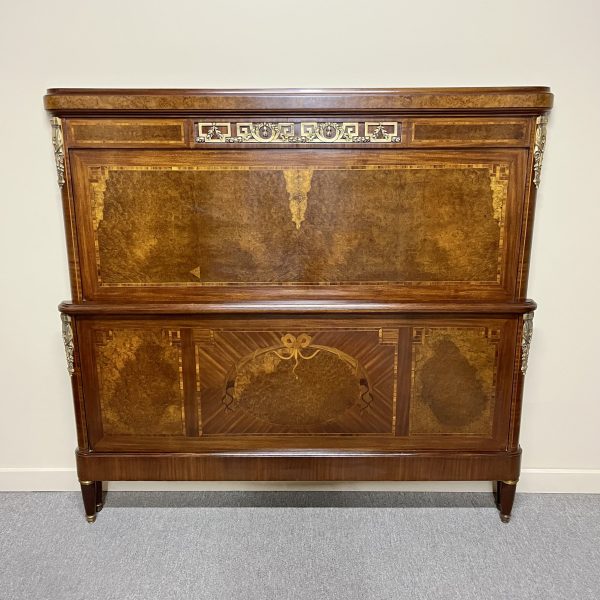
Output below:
[221,333,374,414]
[195,121,401,144]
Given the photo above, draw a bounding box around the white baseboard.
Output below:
[1,467,599,493]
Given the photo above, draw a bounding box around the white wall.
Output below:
[1,0,599,492]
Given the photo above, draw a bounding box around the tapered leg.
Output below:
[493,480,502,508]
[95,481,104,512]
[496,480,517,523]
[80,480,97,523]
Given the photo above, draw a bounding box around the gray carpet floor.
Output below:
[1,492,599,600]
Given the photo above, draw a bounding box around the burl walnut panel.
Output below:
[93,328,185,436]
[71,149,523,300]
[410,327,500,436]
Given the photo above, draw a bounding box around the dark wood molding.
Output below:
[59,300,537,316]
[76,448,522,482]
[45,87,553,115]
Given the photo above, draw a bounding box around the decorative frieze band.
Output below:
[195,121,401,144]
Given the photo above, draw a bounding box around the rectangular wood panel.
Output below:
[409,118,531,146]
[197,328,397,435]
[77,316,517,452]
[410,326,500,436]
[71,149,525,301]
[65,119,187,147]
[90,327,185,436]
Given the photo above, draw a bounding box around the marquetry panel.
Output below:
[93,327,185,435]
[71,149,523,300]
[66,119,186,147]
[410,327,501,436]
[409,119,530,147]
[75,316,517,452]
[196,327,398,435]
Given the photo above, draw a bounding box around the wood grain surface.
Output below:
[45,87,551,522]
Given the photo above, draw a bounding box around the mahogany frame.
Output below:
[45,88,552,523]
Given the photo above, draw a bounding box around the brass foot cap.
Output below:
[500,514,511,524]
[96,503,104,512]
[86,515,97,524]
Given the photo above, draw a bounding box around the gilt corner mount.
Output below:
[61,313,75,376]
[50,117,65,187]
[521,312,534,374]
[533,115,548,189]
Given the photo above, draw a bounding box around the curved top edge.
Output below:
[46,86,551,94]
[44,87,553,112]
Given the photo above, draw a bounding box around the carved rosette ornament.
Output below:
[61,314,75,376]
[50,117,66,187]
[521,313,534,374]
[533,116,548,189]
